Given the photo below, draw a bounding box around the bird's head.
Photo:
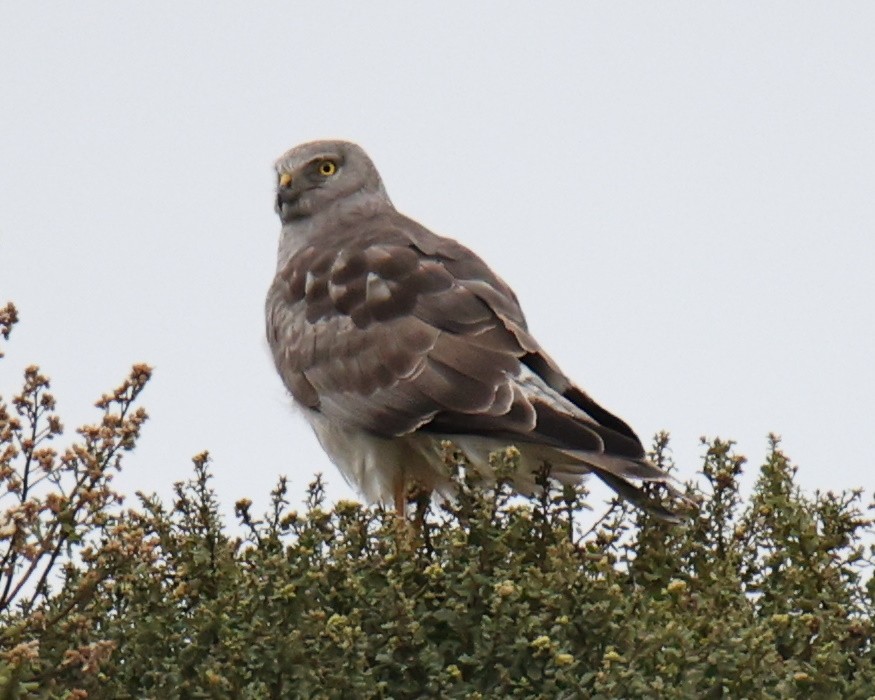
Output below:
[274,140,391,224]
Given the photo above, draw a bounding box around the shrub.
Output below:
[1,301,873,699]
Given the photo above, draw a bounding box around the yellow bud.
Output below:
[555,653,574,667]
[495,581,516,597]
[530,635,552,651]
[666,579,687,594]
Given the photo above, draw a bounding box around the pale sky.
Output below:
[2,4,874,518]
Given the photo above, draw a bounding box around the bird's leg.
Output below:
[411,487,431,539]
[393,473,407,519]
[392,474,420,545]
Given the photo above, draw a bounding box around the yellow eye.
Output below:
[319,160,337,176]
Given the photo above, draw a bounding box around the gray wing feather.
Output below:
[266,209,683,510]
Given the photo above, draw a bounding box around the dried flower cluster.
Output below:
[0,304,156,694]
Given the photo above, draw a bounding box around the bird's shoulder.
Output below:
[268,208,527,332]
[264,208,539,427]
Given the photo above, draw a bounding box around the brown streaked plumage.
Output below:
[266,140,688,521]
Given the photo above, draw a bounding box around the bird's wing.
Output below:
[266,209,678,507]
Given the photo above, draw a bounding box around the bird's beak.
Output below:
[277,171,300,202]
[276,170,305,220]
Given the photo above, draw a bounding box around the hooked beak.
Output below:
[276,170,306,220]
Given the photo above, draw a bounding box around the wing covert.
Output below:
[265,209,644,462]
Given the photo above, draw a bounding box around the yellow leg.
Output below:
[393,474,407,519]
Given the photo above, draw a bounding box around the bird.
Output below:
[266,140,687,521]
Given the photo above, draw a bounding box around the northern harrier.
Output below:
[266,140,686,521]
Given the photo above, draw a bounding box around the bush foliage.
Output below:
[1,301,874,699]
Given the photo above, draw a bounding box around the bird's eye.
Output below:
[319,160,337,176]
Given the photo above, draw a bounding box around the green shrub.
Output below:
[1,301,873,699]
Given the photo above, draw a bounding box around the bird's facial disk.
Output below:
[275,153,347,222]
[274,140,390,224]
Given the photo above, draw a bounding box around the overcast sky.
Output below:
[2,4,873,518]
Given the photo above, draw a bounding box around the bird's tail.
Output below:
[570,451,696,523]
